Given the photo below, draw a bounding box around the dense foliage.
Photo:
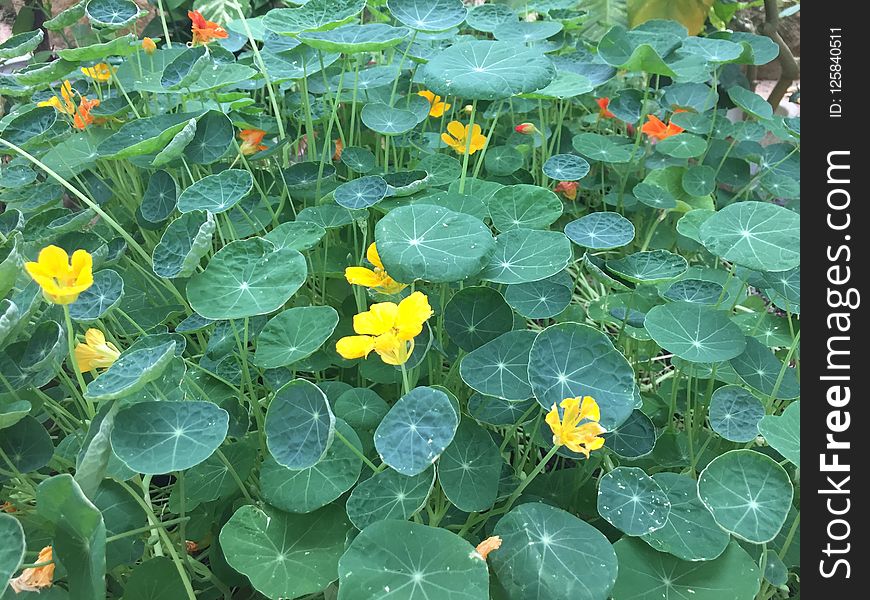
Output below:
[0,1,800,599]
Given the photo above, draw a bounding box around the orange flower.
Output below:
[475,536,502,560]
[514,122,539,135]
[239,129,267,155]
[641,114,684,142]
[189,10,228,45]
[186,540,199,553]
[596,97,615,119]
[332,138,344,161]
[1,501,16,513]
[142,37,157,54]
[9,546,55,593]
[417,90,451,118]
[73,96,100,130]
[554,181,579,201]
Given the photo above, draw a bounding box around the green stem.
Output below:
[457,100,478,193]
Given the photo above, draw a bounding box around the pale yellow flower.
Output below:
[74,329,121,372]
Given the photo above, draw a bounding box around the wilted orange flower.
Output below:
[417,90,451,118]
[1,501,16,513]
[9,546,54,593]
[475,536,502,560]
[332,138,344,161]
[554,181,579,201]
[72,96,100,130]
[142,37,157,54]
[641,114,684,142]
[514,122,539,135]
[189,10,228,45]
[239,129,267,155]
[596,97,615,119]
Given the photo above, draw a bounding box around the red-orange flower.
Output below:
[239,129,267,155]
[514,122,539,135]
[554,181,579,201]
[189,10,228,45]
[596,97,615,119]
[332,138,344,161]
[73,97,100,130]
[641,114,684,142]
[475,536,502,560]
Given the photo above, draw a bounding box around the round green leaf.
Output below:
[111,400,228,473]
[572,133,635,163]
[220,503,351,600]
[613,538,760,599]
[632,182,677,210]
[346,466,434,530]
[85,339,177,401]
[361,103,419,135]
[261,418,362,513]
[341,146,376,173]
[254,306,339,368]
[758,401,799,468]
[443,286,513,351]
[0,513,25,595]
[682,165,717,196]
[528,323,636,430]
[177,169,253,214]
[484,145,523,176]
[491,503,618,600]
[604,409,656,459]
[698,449,794,543]
[299,23,409,53]
[699,201,800,272]
[184,110,234,164]
[542,154,590,181]
[388,0,467,32]
[338,520,490,600]
[488,184,563,232]
[565,212,635,250]
[467,395,536,426]
[422,40,556,101]
[679,36,743,63]
[656,133,707,159]
[438,420,501,512]
[124,557,188,600]
[374,386,459,476]
[504,273,572,319]
[98,112,200,159]
[598,466,670,536]
[761,266,800,313]
[460,330,536,401]
[728,86,774,120]
[0,416,53,479]
[86,0,141,28]
[606,250,687,284]
[465,4,515,33]
[375,204,494,284]
[662,278,724,304]
[140,170,178,223]
[69,271,122,322]
[334,388,389,431]
[645,302,747,363]
[334,175,388,209]
[480,229,572,284]
[1,107,57,148]
[709,385,764,443]
[152,211,215,279]
[265,379,335,470]
[187,237,307,320]
[0,30,43,59]
[493,20,562,42]
[641,472,730,561]
[729,337,800,399]
[264,221,326,252]
[263,0,367,35]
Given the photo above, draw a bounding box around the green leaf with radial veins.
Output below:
[443,286,513,351]
[338,520,490,600]
[387,0,468,32]
[375,204,495,284]
[0,30,43,59]
[438,420,502,512]
[187,237,307,319]
[111,400,229,473]
[346,466,435,530]
[177,169,253,214]
[758,401,799,468]
[374,387,459,476]
[97,112,202,159]
[0,513,24,595]
[480,229,572,284]
[597,466,670,536]
[460,330,536,401]
[488,184,563,232]
[708,385,765,443]
[254,306,339,368]
[265,379,335,470]
[86,0,141,29]
[220,503,351,600]
[491,502,618,600]
[263,0,367,34]
[422,41,556,101]
[565,212,636,249]
[84,341,176,401]
[644,301,747,363]
[699,201,800,272]
[613,539,760,599]
[606,250,687,284]
[698,449,793,543]
[57,33,137,61]
[298,23,409,53]
[528,322,636,430]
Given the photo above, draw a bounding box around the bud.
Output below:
[515,122,539,135]
[142,37,157,55]
[554,181,579,201]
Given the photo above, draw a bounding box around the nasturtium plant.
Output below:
[0,1,799,598]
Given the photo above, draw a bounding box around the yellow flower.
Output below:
[142,37,157,54]
[441,121,487,155]
[81,63,115,82]
[9,546,55,593]
[336,292,433,365]
[475,536,502,560]
[74,329,121,372]
[545,396,606,458]
[345,243,407,295]
[24,245,94,305]
[417,90,451,118]
[38,80,76,114]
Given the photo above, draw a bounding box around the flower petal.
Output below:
[336,335,376,359]
[446,120,465,139]
[395,291,433,340]
[345,267,383,288]
[366,242,384,270]
[37,245,71,278]
[354,302,399,336]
